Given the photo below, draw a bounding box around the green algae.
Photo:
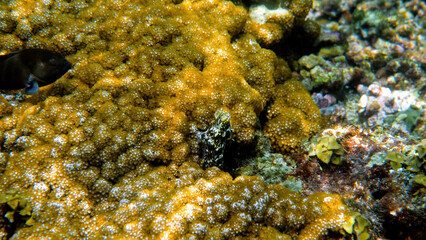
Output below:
[343,212,372,240]
[309,135,344,165]
[386,140,426,173]
[382,141,426,199]
[0,190,34,226]
[385,151,407,170]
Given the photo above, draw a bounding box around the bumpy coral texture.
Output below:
[10,162,355,240]
[264,79,322,152]
[0,0,327,238]
[0,0,318,175]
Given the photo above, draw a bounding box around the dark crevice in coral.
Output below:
[257,100,271,128]
[224,135,258,176]
[371,189,388,200]
[0,203,30,240]
[270,22,322,64]
[380,208,426,240]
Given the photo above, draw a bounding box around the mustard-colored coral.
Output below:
[0,96,13,117]
[0,0,343,239]
[1,0,318,166]
[264,79,322,152]
[7,162,358,239]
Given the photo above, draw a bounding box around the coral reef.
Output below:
[254,0,426,239]
[264,79,322,153]
[311,92,345,122]
[0,0,319,175]
[297,54,358,92]
[304,0,425,130]
[8,162,362,240]
[357,82,424,129]
[291,125,425,239]
[4,0,422,239]
[0,0,348,239]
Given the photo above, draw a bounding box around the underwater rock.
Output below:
[357,82,424,130]
[243,0,315,46]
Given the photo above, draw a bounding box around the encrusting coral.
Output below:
[8,162,361,240]
[0,0,359,239]
[0,0,320,175]
[264,79,322,152]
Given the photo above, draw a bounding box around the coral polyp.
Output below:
[0,0,370,239]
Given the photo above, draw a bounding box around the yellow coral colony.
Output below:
[0,0,357,239]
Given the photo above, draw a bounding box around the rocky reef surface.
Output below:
[0,0,424,239]
[283,0,426,239]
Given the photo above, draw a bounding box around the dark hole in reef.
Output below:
[192,58,205,72]
[184,48,205,72]
[324,230,346,240]
[224,135,259,177]
[419,84,426,98]
[381,209,426,240]
[172,0,184,4]
[369,164,390,179]
[372,189,388,200]
[258,100,272,127]
[0,203,31,239]
[270,25,321,63]
[230,29,245,44]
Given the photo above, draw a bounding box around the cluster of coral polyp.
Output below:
[0,0,335,238]
[0,0,320,169]
[10,162,356,240]
[264,79,322,152]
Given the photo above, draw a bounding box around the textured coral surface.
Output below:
[264,79,322,152]
[5,162,356,240]
[0,0,353,239]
